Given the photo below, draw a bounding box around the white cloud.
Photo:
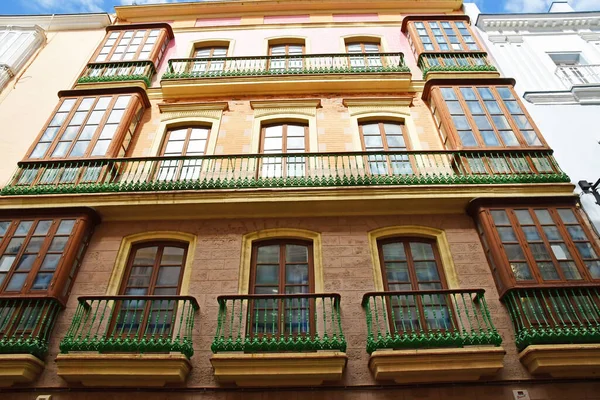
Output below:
[502,0,600,12]
[22,0,105,13]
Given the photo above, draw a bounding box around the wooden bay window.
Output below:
[403,16,482,55]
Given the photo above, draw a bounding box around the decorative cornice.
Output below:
[343,97,413,117]
[158,102,229,113]
[116,0,463,21]
[524,84,600,105]
[0,14,111,31]
[250,99,321,118]
[579,32,600,42]
[476,13,600,34]
[158,101,229,122]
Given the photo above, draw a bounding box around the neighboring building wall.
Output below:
[466,2,600,233]
[0,15,110,188]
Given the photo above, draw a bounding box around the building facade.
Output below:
[467,0,600,233]
[0,1,599,399]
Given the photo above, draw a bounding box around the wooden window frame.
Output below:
[268,43,305,71]
[358,121,415,176]
[159,125,211,157]
[259,122,309,179]
[345,41,384,69]
[0,212,96,303]
[407,20,483,56]
[377,237,456,334]
[92,28,169,64]
[190,46,229,74]
[476,206,600,290]
[430,85,548,150]
[25,94,144,161]
[249,239,315,338]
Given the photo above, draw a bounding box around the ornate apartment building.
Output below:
[0,1,598,399]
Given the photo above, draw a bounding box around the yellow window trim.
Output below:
[238,228,324,294]
[106,231,197,296]
[367,226,459,291]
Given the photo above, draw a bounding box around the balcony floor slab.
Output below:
[369,346,506,384]
[520,344,600,378]
[55,353,191,387]
[210,351,348,387]
[0,354,44,387]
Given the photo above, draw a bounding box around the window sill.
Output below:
[0,354,44,387]
[368,346,505,384]
[210,351,347,387]
[55,353,191,387]
[520,344,600,378]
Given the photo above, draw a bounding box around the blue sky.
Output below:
[0,0,599,16]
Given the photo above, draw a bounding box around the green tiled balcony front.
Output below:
[0,296,62,387]
[2,150,569,196]
[362,289,505,384]
[163,52,409,79]
[418,52,497,78]
[0,296,62,360]
[160,53,411,96]
[77,61,156,87]
[56,295,199,387]
[503,285,600,351]
[210,293,347,387]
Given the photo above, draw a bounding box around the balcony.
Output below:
[0,296,62,387]
[210,293,347,387]
[2,150,569,196]
[56,295,199,387]
[160,53,411,96]
[418,52,498,79]
[362,289,505,384]
[503,285,600,378]
[555,64,600,87]
[77,61,156,88]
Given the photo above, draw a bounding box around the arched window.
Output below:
[346,40,382,69]
[191,46,228,74]
[359,121,412,175]
[377,238,451,332]
[260,122,308,178]
[113,241,188,337]
[157,125,210,181]
[268,41,305,72]
[249,239,314,335]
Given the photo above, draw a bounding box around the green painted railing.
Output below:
[59,295,199,358]
[0,296,63,359]
[503,285,600,351]
[418,52,497,78]
[211,293,346,353]
[78,61,156,87]
[163,52,409,79]
[362,289,502,354]
[2,150,569,195]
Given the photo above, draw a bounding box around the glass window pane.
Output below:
[538,262,560,280]
[452,116,470,130]
[550,243,572,260]
[25,237,45,253]
[91,140,110,156]
[49,236,68,252]
[32,273,53,290]
[497,87,514,100]
[477,87,494,100]
[34,220,52,235]
[497,227,517,241]
[382,242,406,261]
[414,261,440,281]
[41,254,61,271]
[57,220,76,234]
[460,87,477,100]
[491,210,510,225]
[161,246,185,265]
[511,263,533,281]
[559,261,582,280]
[286,264,308,284]
[16,254,36,271]
[257,245,279,263]
[256,264,279,284]
[543,226,562,241]
[6,273,27,291]
[440,88,456,100]
[157,266,181,286]
[286,245,308,263]
[0,255,15,272]
[133,246,158,266]
[410,242,434,260]
[534,209,554,225]
[557,209,578,224]
[575,242,598,259]
[567,225,587,241]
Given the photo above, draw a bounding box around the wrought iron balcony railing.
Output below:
[2,150,569,196]
[0,296,63,359]
[418,52,497,78]
[78,61,156,87]
[503,285,600,351]
[211,293,346,353]
[59,295,199,358]
[555,64,600,87]
[362,289,502,354]
[162,53,409,79]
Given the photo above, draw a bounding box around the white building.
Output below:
[465,1,600,233]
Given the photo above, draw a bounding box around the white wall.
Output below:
[466,2,600,233]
